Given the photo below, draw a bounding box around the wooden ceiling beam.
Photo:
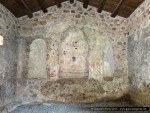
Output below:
[70,0,74,4]
[97,0,108,13]
[83,0,89,9]
[36,0,48,13]
[15,0,33,18]
[111,0,125,17]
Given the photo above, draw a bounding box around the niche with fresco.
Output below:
[59,27,89,78]
[27,26,115,80]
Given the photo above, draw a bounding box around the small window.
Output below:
[0,35,4,45]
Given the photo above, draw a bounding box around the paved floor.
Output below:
[10,101,149,113]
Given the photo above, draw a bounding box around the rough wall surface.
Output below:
[128,0,150,106]
[2,0,150,111]
[17,1,128,79]
[15,0,129,105]
[0,0,149,111]
[0,3,18,107]
[128,0,150,35]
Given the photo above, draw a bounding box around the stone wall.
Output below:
[0,0,149,109]
[127,0,150,106]
[15,0,129,104]
[17,1,128,79]
[0,3,18,107]
[128,0,150,35]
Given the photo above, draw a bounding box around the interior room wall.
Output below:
[15,0,129,104]
[0,0,149,110]
[0,3,18,107]
[127,0,150,106]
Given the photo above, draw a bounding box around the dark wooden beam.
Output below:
[15,0,33,18]
[70,0,74,4]
[83,0,89,9]
[56,0,62,8]
[36,0,47,13]
[97,0,107,13]
[111,0,125,17]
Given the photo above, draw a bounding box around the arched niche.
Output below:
[28,39,47,78]
[59,27,89,78]
[83,27,115,80]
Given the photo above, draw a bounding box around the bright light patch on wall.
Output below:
[0,35,4,45]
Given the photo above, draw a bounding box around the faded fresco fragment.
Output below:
[59,27,89,78]
[28,39,47,78]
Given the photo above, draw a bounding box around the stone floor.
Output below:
[9,101,149,113]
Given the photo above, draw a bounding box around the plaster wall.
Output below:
[0,3,18,107]
[17,1,128,79]
[128,0,150,106]
[1,0,149,111]
[15,0,129,104]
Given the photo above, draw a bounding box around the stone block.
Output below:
[0,107,8,113]
[0,85,5,99]
[141,26,150,38]
[103,77,114,81]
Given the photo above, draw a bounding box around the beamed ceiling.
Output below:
[0,0,144,18]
